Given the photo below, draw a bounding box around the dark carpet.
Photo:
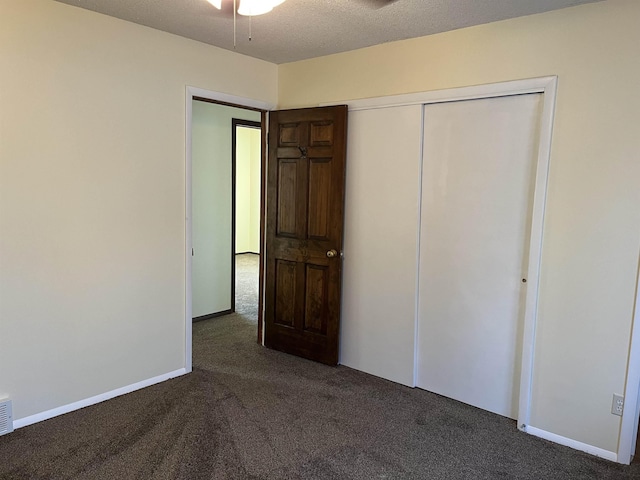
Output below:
[1,255,639,479]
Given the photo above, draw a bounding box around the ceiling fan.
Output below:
[206,0,285,17]
[205,0,400,47]
[205,0,399,17]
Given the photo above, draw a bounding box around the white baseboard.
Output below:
[524,426,618,463]
[13,368,188,429]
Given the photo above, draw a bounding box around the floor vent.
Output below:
[0,399,14,436]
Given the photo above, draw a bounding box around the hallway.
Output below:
[233,253,259,320]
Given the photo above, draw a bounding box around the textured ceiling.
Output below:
[53,0,600,64]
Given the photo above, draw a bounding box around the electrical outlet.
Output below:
[611,394,624,416]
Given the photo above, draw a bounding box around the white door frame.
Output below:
[619,259,640,464]
[184,86,275,372]
[325,76,558,435]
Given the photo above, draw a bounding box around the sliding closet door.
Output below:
[417,94,542,419]
[340,105,423,386]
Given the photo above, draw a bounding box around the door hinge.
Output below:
[192,248,194,256]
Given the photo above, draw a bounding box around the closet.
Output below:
[338,79,554,422]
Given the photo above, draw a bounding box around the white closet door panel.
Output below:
[417,94,542,418]
[340,105,422,386]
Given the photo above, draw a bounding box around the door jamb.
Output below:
[322,75,558,438]
[259,111,268,345]
[619,258,640,464]
[185,86,274,372]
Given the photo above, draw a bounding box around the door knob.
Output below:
[326,249,338,258]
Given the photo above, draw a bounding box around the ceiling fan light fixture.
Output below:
[206,0,222,9]
[238,0,285,16]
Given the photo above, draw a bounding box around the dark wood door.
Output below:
[264,106,348,365]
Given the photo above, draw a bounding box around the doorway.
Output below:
[185,87,273,373]
[185,88,347,373]
[191,100,261,322]
[232,119,262,320]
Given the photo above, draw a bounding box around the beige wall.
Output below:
[0,0,276,421]
[279,0,640,453]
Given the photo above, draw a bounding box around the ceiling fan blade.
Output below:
[206,0,236,18]
[358,0,401,8]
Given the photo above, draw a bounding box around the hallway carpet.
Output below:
[234,253,259,320]
[1,257,638,478]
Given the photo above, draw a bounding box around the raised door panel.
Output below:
[276,160,298,238]
[279,123,302,146]
[310,121,334,146]
[307,159,332,241]
[304,264,329,335]
[274,260,297,327]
